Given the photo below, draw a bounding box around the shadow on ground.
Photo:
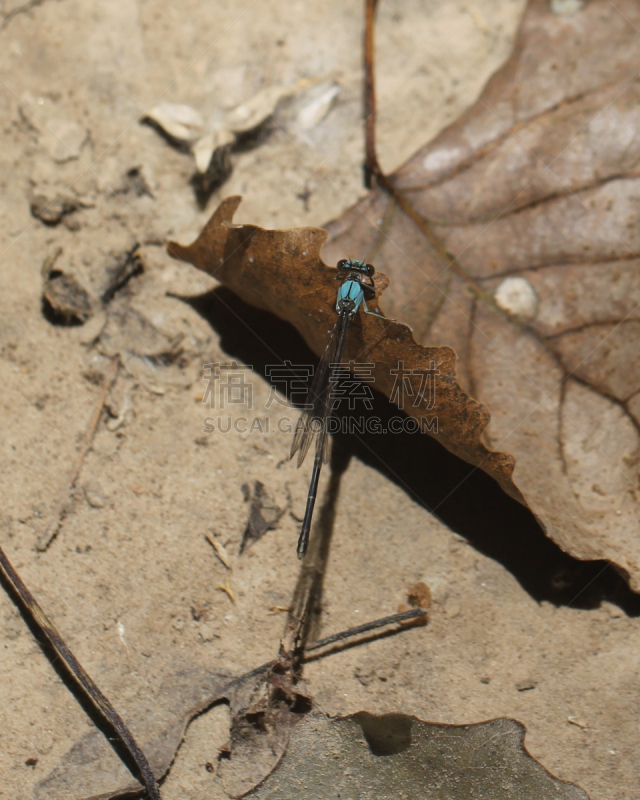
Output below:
[187,287,640,615]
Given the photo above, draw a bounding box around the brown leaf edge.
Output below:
[167,196,523,505]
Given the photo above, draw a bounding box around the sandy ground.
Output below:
[1,1,639,799]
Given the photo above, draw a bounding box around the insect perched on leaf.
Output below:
[290,259,386,558]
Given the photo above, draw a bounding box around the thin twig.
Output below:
[0,544,161,800]
[363,0,381,188]
[303,607,427,654]
[37,356,119,551]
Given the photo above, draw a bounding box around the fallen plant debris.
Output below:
[240,480,287,553]
[33,607,427,799]
[167,196,522,504]
[242,711,589,800]
[143,79,340,206]
[36,357,119,551]
[101,243,144,305]
[0,543,161,800]
[169,0,640,595]
[327,0,640,591]
[41,247,93,325]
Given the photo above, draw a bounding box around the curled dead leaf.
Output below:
[167,197,522,508]
[142,102,204,144]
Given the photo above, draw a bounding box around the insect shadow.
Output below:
[186,286,640,616]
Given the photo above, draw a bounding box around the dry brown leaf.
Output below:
[167,197,522,511]
[170,0,640,590]
[321,0,640,589]
[242,711,589,799]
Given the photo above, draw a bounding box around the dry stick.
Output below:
[0,544,161,800]
[37,356,119,551]
[363,0,380,188]
[263,606,428,683]
[303,607,427,655]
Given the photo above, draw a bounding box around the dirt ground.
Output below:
[1,1,639,799]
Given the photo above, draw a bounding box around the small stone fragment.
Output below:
[515,678,537,692]
[41,119,89,162]
[31,192,82,226]
[83,479,106,509]
[42,250,93,325]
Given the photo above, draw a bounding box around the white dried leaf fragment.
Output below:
[494,276,539,319]
[225,85,294,133]
[290,81,340,133]
[192,128,235,173]
[144,102,204,143]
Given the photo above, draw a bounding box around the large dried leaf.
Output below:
[168,198,522,506]
[320,0,640,589]
[170,0,640,590]
[243,711,588,799]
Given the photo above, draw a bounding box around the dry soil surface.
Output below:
[1,1,638,799]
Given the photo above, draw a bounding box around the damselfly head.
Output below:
[336,258,375,276]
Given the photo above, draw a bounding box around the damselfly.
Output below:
[290,259,385,558]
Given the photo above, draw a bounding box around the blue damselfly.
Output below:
[290,259,385,558]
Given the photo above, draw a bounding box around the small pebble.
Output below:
[84,479,106,508]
